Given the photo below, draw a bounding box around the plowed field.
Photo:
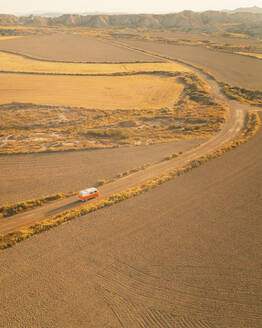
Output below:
[0,115,261,327]
[0,34,159,62]
[121,39,262,90]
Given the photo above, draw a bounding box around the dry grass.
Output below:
[0,26,40,30]
[0,111,260,250]
[0,73,184,109]
[0,72,227,154]
[0,192,76,219]
[118,42,262,107]
[0,73,226,154]
[0,36,23,41]
[0,163,152,219]
[0,51,190,74]
[236,52,262,59]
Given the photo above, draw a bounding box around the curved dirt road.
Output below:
[1,114,261,328]
[0,61,247,234]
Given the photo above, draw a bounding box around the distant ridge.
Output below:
[19,11,129,18]
[230,6,262,14]
[0,10,262,36]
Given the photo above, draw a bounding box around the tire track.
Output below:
[100,284,215,328]
[96,261,262,325]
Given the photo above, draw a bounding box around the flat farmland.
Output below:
[0,73,183,109]
[121,39,262,90]
[121,29,262,47]
[0,51,190,74]
[0,115,261,327]
[0,33,160,62]
[0,138,204,205]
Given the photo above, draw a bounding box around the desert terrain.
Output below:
[0,13,262,328]
[115,39,262,90]
[1,113,261,327]
[0,36,226,155]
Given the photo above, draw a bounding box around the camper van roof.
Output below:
[81,187,97,193]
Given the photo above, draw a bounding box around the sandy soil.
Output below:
[0,115,261,327]
[121,39,262,90]
[0,139,204,205]
[0,34,158,62]
[0,73,183,109]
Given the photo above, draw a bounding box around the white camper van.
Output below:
[78,188,99,201]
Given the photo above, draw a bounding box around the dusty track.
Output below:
[0,51,247,234]
[0,139,203,205]
[1,115,261,327]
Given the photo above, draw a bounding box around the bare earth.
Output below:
[1,32,261,328]
[0,83,246,234]
[0,55,247,233]
[0,114,261,327]
[0,139,204,205]
[0,34,159,62]
[121,39,262,90]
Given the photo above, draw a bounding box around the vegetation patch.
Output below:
[0,192,76,219]
[220,82,262,107]
[0,111,260,250]
[0,51,190,74]
[0,72,227,154]
[164,152,182,161]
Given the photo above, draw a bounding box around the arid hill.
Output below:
[230,6,262,14]
[0,11,262,36]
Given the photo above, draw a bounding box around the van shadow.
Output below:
[45,200,81,217]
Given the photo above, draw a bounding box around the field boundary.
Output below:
[0,111,260,250]
[0,69,186,77]
[110,39,262,106]
[0,71,225,155]
[0,49,164,64]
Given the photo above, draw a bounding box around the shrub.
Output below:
[164,152,179,161]
[0,192,75,219]
[83,128,130,140]
[97,179,106,186]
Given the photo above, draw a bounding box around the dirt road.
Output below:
[1,114,261,328]
[0,63,247,234]
[1,40,261,328]
[0,139,204,205]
